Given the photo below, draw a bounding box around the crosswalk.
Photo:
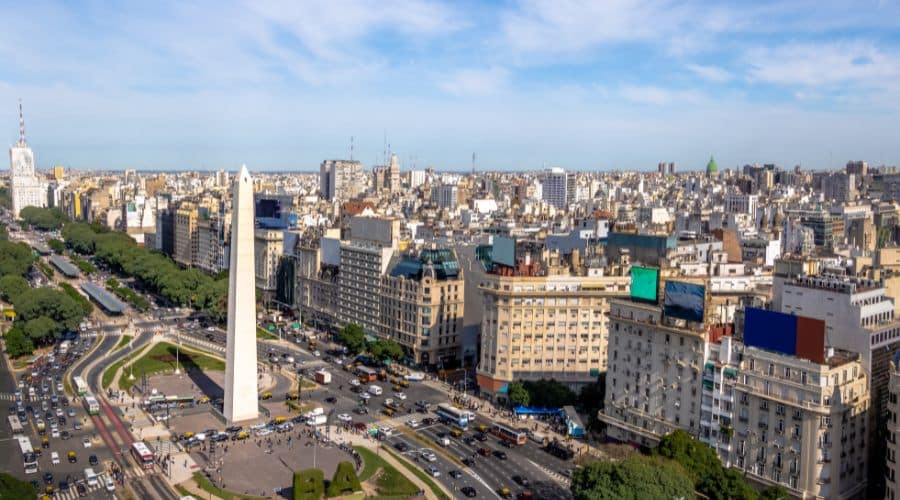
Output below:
[0,392,16,401]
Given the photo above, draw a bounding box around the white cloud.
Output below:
[686,64,733,83]
[439,67,509,96]
[745,41,900,87]
[618,85,703,105]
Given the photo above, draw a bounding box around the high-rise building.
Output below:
[887,359,900,499]
[542,168,570,209]
[724,192,759,216]
[52,165,64,181]
[8,100,46,218]
[196,207,231,274]
[320,159,366,201]
[846,160,868,177]
[432,185,458,210]
[254,229,283,298]
[224,165,258,424]
[174,202,198,267]
[409,170,426,189]
[337,215,399,335]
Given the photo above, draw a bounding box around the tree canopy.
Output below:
[10,286,87,344]
[0,471,37,498]
[521,379,577,408]
[3,327,34,358]
[0,275,29,302]
[507,381,530,406]
[47,238,65,253]
[19,206,68,231]
[0,240,35,277]
[570,455,694,500]
[338,323,366,354]
[368,338,404,361]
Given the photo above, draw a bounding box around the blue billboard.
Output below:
[663,281,705,323]
[744,307,797,357]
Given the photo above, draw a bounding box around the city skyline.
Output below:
[3,1,900,171]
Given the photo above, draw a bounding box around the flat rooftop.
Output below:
[80,282,126,314]
[48,255,80,278]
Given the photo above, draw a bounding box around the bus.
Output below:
[73,376,88,396]
[84,395,100,415]
[8,415,24,435]
[435,403,469,429]
[491,423,527,445]
[17,436,38,474]
[131,441,155,470]
[356,366,378,383]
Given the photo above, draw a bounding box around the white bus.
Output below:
[84,395,100,415]
[73,376,88,396]
[131,441,155,470]
[17,436,38,474]
[8,415,24,435]
[435,403,469,429]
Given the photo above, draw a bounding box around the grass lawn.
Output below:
[256,326,278,340]
[192,472,266,500]
[102,344,144,389]
[119,342,224,391]
[173,483,193,498]
[114,335,133,351]
[385,449,451,500]
[353,446,419,497]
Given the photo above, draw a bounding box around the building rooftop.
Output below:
[388,248,460,280]
[788,273,882,294]
[80,282,126,314]
[48,255,79,278]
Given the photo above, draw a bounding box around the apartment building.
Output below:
[292,230,341,330]
[381,247,465,366]
[477,268,629,401]
[174,201,198,267]
[733,346,868,498]
[320,159,367,202]
[887,359,900,499]
[255,229,283,297]
[195,210,231,274]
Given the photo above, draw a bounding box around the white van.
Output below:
[51,451,60,465]
[368,385,382,396]
[84,467,99,487]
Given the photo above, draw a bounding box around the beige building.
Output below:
[381,247,464,366]
[888,361,900,500]
[174,201,198,268]
[337,216,399,335]
[292,230,341,329]
[477,272,629,401]
[255,229,283,296]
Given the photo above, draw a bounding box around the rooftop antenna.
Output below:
[382,130,387,165]
[18,98,25,145]
[472,152,476,175]
[350,136,354,161]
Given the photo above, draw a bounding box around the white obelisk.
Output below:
[224,165,259,423]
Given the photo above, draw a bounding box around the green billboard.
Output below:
[630,266,659,302]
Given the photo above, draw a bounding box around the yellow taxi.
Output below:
[260,392,273,400]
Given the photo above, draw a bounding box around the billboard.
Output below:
[744,308,825,364]
[493,236,516,267]
[663,281,705,322]
[630,266,659,302]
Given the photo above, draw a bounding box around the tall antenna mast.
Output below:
[472,152,476,175]
[18,98,25,145]
[350,136,354,161]
[382,130,387,165]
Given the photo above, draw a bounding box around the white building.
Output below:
[542,168,570,209]
[409,170,426,189]
[432,185,458,210]
[725,192,759,216]
[8,101,46,218]
[319,159,367,201]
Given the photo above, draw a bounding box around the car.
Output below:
[394,442,409,452]
[337,413,352,422]
[82,437,92,448]
[51,427,60,438]
[449,469,462,479]
[325,396,337,404]
[75,481,86,496]
[359,392,371,400]
[41,437,50,448]
[58,479,69,492]
[89,454,98,466]
[61,430,71,440]
[353,407,368,415]
[512,475,529,487]
[51,451,60,464]
[498,487,512,499]
[420,449,437,462]
[104,476,116,492]
[67,409,75,417]
[58,416,66,426]
[73,421,83,430]
[421,417,435,426]
[256,428,273,437]
[425,465,440,477]
[56,383,63,392]
[461,486,477,497]
[225,425,242,433]
[68,451,77,463]
[477,447,492,457]
[494,450,508,460]
[406,418,420,428]
[393,392,407,400]
[43,472,53,485]
[475,432,489,442]
[313,351,321,357]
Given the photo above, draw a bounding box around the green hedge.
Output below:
[326,462,361,497]
[293,469,324,500]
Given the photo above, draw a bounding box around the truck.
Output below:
[314,370,332,385]
[307,414,327,426]
[58,341,70,355]
[304,407,324,419]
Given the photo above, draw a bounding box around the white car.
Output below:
[337,413,352,423]
[420,449,437,462]
[426,465,440,477]
[104,476,116,492]
[313,351,321,357]
[82,437,92,448]
[349,379,360,387]
[359,392,371,400]
[256,428,273,437]
[56,383,64,392]
[393,392,407,400]
[406,418,420,428]
[51,451,60,465]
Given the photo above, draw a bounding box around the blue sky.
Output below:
[3,0,900,172]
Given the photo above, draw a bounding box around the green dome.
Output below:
[706,156,718,174]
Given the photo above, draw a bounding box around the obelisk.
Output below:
[224,165,259,423]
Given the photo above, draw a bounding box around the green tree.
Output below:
[23,316,60,342]
[13,287,86,333]
[61,223,98,254]
[106,278,120,289]
[656,429,759,500]
[292,468,324,500]
[47,238,65,253]
[579,373,606,431]
[0,275,29,302]
[0,471,38,498]
[59,282,93,316]
[338,323,366,355]
[3,327,34,358]
[0,222,8,241]
[0,240,35,277]
[18,206,68,231]
[760,485,791,500]
[570,455,694,500]
[325,461,361,497]
[508,381,530,406]
[369,338,404,361]
[523,379,577,408]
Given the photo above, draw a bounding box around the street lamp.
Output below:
[174,329,181,375]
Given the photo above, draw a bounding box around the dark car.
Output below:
[394,442,409,452]
[464,437,477,446]
[61,430,70,440]
[449,469,462,479]
[58,479,69,491]
[225,425,242,433]
[462,457,475,467]
[43,472,53,485]
[325,396,337,404]
[512,475,529,487]
[89,455,98,466]
[76,481,86,496]
[475,433,488,442]
[422,418,435,426]
[493,450,508,460]
[499,439,513,448]
[461,486,477,497]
